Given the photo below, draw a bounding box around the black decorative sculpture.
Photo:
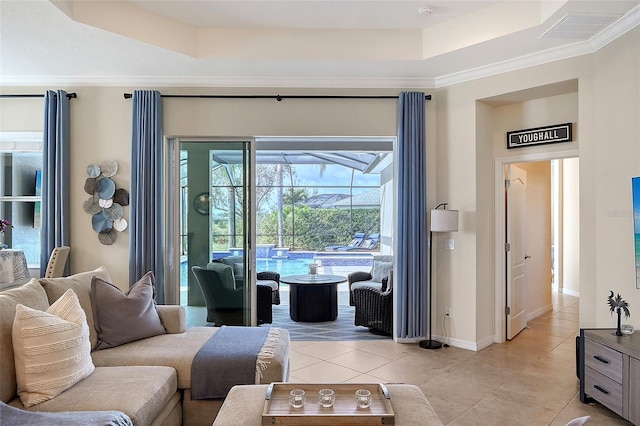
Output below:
[607,291,630,336]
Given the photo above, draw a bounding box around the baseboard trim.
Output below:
[527,304,553,322]
[396,334,492,352]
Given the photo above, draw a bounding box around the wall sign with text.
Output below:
[506,123,572,149]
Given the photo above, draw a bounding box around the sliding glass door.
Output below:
[168,138,255,325]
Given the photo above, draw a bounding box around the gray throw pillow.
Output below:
[91,271,166,350]
[371,260,393,283]
[233,262,244,278]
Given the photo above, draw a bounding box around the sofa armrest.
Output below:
[156,305,186,334]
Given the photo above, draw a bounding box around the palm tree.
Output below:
[607,291,630,336]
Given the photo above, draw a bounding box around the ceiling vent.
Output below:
[540,13,624,39]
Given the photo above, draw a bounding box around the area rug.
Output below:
[184,290,390,341]
[264,289,390,341]
[266,302,389,341]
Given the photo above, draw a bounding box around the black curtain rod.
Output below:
[123,93,431,101]
[0,93,77,99]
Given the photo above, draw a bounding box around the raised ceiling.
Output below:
[1,0,639,88]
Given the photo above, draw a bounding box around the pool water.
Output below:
[180,258,313,286]
[257,258,313,275]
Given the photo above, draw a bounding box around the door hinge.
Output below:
[505,179,510,188]
[505,306,511,316]
[505,242,511,252]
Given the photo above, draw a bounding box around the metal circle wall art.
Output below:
[83,161,129,245]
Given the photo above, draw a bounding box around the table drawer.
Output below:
[584,338,623,383]
[584,367,623,416]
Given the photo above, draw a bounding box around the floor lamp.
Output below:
[419,203,458,350]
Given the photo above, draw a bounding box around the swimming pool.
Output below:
[180,258,311,285]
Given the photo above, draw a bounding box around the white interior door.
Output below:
[506,164,528,340]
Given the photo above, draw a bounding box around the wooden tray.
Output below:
[262,383,395,425]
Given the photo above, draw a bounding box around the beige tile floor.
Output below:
[287,292,632,425]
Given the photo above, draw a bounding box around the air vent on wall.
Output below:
[540,13,624,39]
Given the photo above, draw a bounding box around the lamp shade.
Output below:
[430,209,458,232]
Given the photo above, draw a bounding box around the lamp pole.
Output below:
[419,203,451,350]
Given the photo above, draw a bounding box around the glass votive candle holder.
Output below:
[289,389,306,408]
[355,389,372,409]
[621,324,635,335]
[318,388,335,408]
[308,263,318,275]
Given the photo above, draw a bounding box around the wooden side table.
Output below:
[579,328,640,424]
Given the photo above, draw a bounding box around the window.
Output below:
[0,132,43,267]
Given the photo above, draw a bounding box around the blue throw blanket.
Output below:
[0,401,132,426]
[190,326,270,399]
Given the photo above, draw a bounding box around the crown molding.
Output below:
[0,75,436,90]
[1,5,637,90]
[434,40,592,88]
[435,4,640,88]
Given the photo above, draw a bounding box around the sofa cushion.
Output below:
[91,326,217,389]
[257,279,278,291]
[91,271,166,350]
[8,366,179,426]
[351,280,383,293]
[12,289,94,408]
[0,279,51,403]
[39,266,112,349]
[91,326,291,390]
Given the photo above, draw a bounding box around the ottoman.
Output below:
[212,383,443,425]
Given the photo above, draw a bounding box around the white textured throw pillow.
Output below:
[12,289,95,408]
[371,260,393,283]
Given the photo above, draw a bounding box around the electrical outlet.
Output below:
[445,307,451,317]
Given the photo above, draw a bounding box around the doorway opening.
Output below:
[495,152,579,342]
[169,135,396,338]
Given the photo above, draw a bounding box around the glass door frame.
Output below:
[164,136,257,325]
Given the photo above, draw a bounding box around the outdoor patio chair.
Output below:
[325,232,366,251]
[352,284,393,336]
[347,255,393,305]
[192,264,273,326]
[210,256,281,304]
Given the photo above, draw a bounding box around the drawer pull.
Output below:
[593,385,609,395]
[593,355,609,364]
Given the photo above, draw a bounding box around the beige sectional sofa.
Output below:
[0,267,290,425]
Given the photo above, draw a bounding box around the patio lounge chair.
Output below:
[340,233,379,251]
[325,232,366,251]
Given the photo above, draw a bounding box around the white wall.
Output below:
[435,25,640,346]
[562,157,580,295]
[587,28,640,329]
[2,25,638,342]
[0,88,435,290]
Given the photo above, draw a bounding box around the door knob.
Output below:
[524,255,531,260]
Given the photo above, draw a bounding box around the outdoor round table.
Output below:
[280,274,347,322]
